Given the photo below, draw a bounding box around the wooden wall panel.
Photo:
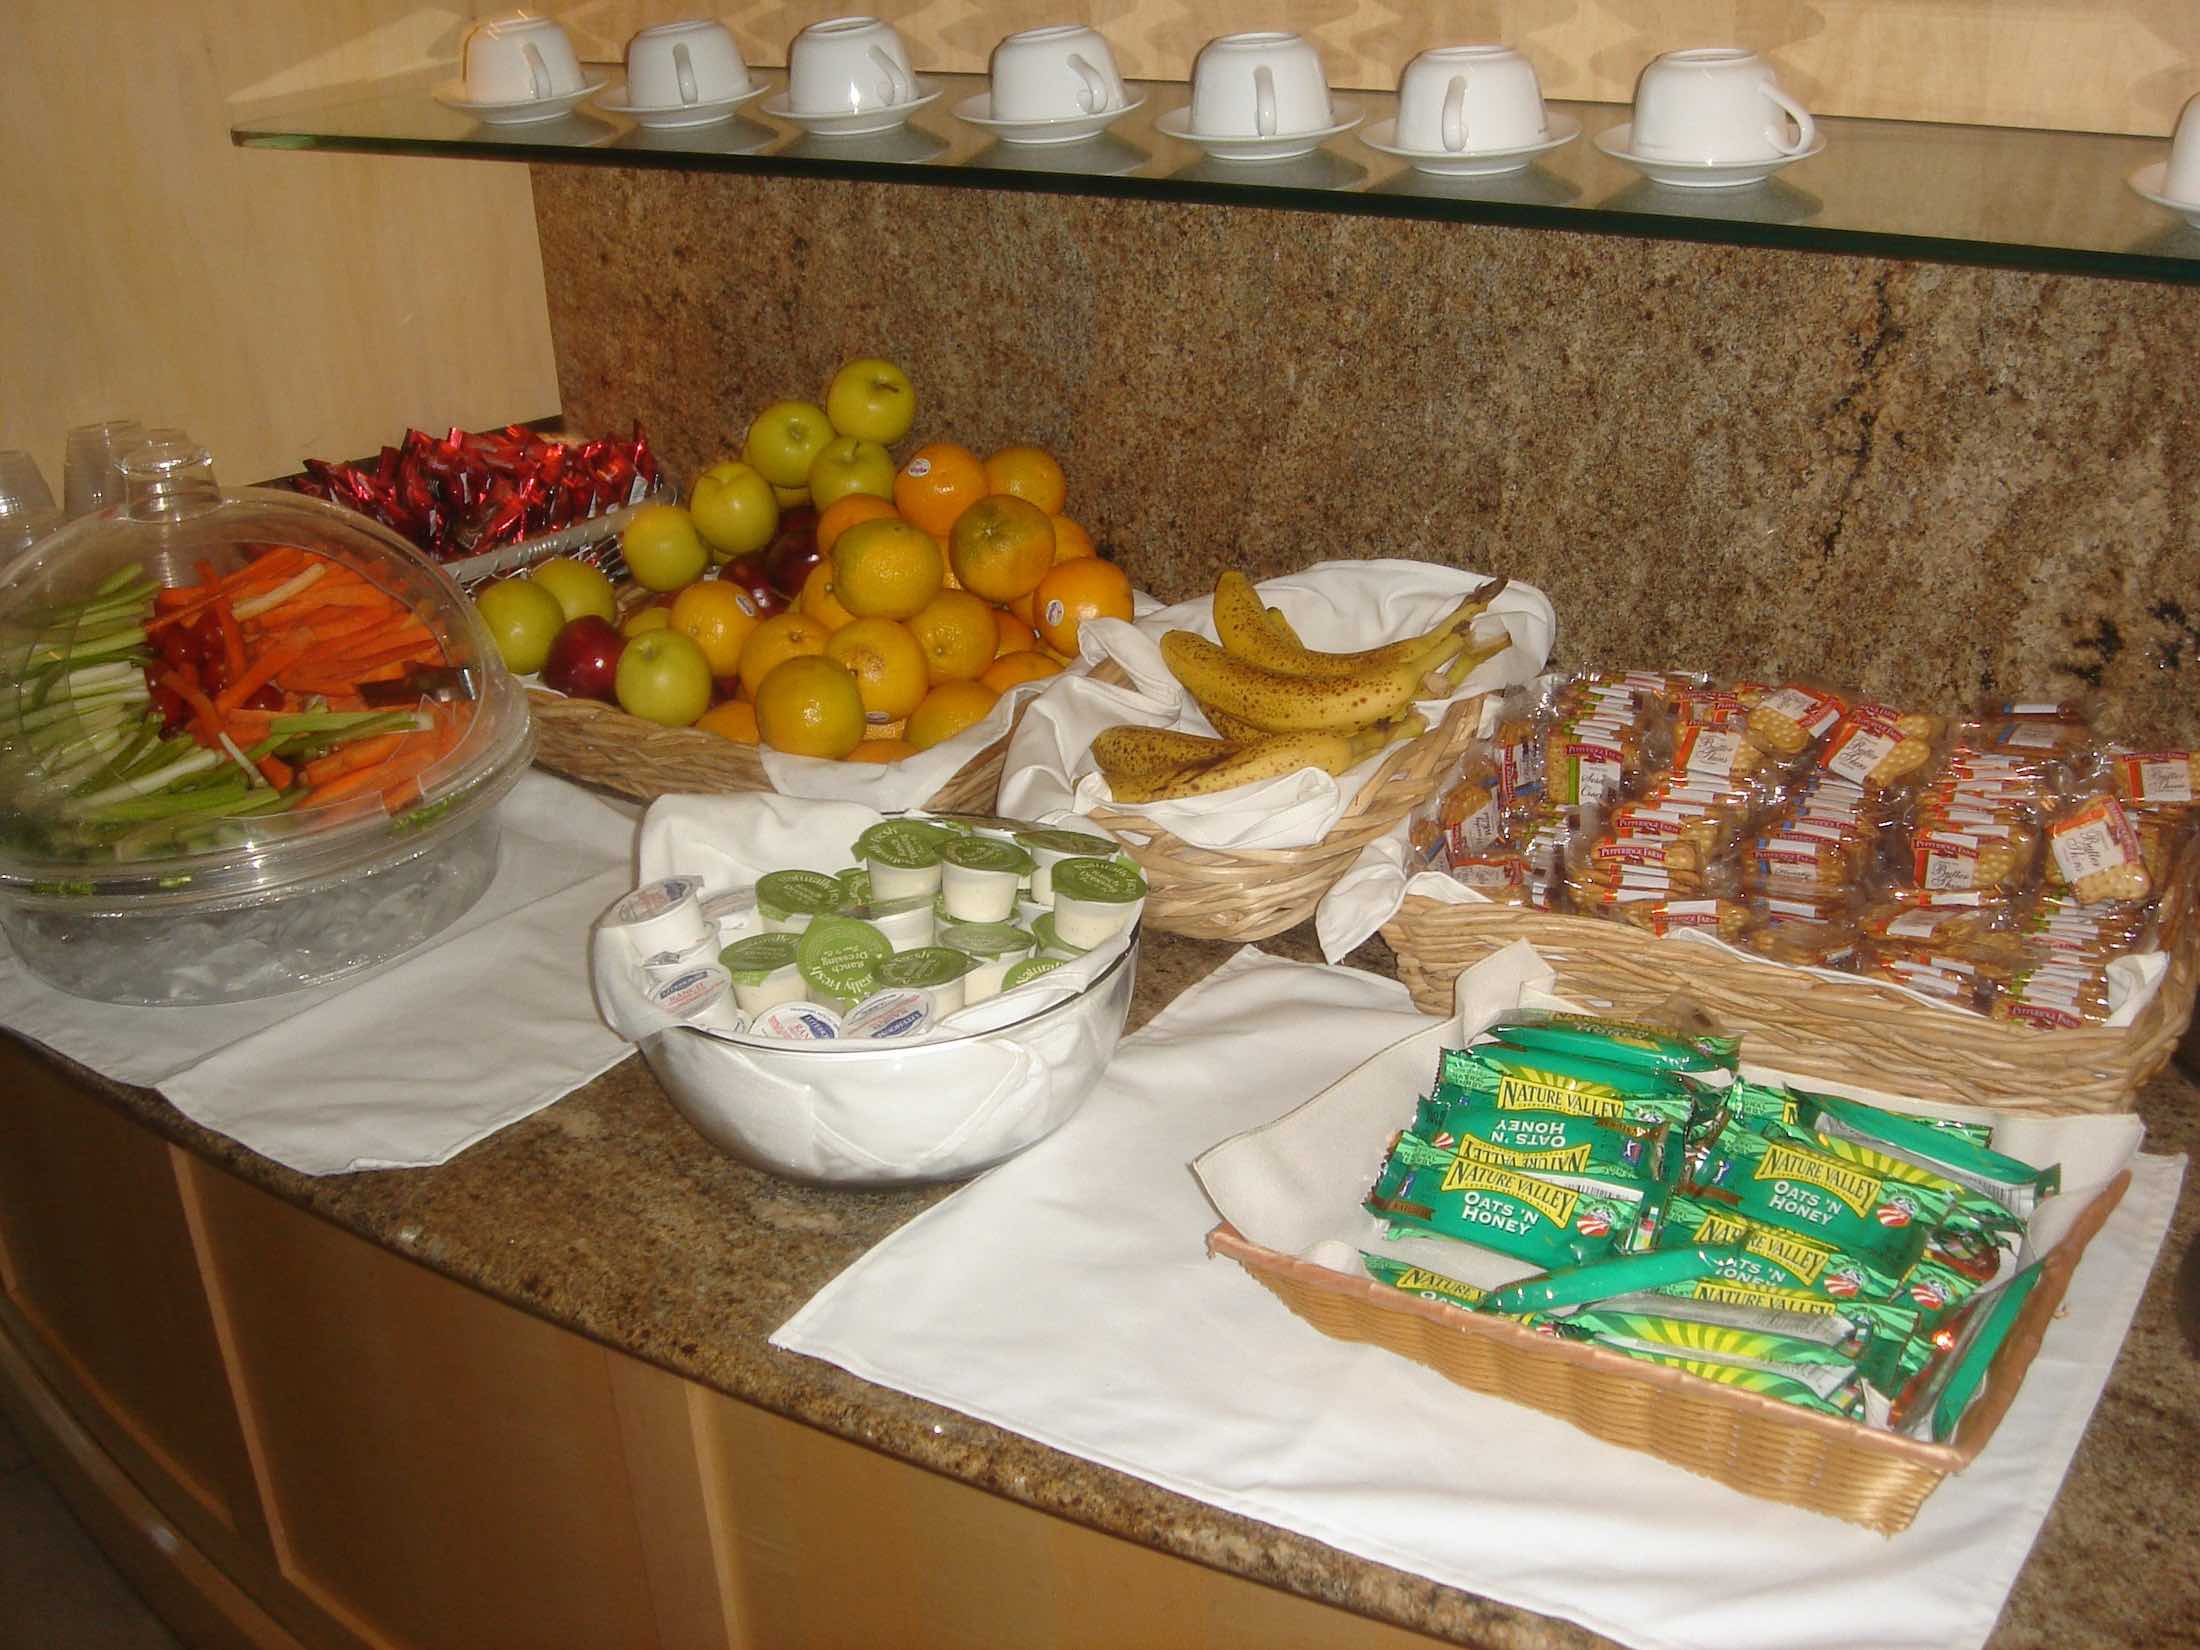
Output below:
[554,0,2198,137]
[0,1,556,495]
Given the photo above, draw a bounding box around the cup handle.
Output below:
[1254,63,1276,137]
[1762,82,1816,156]
[871,45,913,107]
[674,42,698,106]
[1442,74,1467,152]
[1068,52,1109,115]
[522,41,552,102]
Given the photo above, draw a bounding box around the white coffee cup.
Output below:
[2166,93,2200,202]
[1188,32,1332,139]
[625,20,752,109]
[787,16,919,116]
[988,24,1127,123]
[1394,44,1548,154]
[1629,47,1815,164]
[459,13,586,104]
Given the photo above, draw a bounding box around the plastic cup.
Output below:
[61,419,144,519]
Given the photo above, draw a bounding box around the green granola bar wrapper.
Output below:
[1656,1195,1908,1306]
[1686,1121,1947,1276]
[1481,1012,1740,1077]
[1367,1138,1634,1269]
[1554,1309,1865,1401]
[1435,1044,1697,1129]
[1796,1090,2059,1218]
[1360,1252,1490,1311]
[1597,1346,1866,1419]
[1591,1287,1921,1352]
[1388,1128,1671,1250]
[1410,1093,1681,1192]
[1773,1121,2027,1249]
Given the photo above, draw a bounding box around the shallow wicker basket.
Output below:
[1211,1165,2128,1535]
[1081,660,1485,942]
[526,690,1014,811]
[1380,859,2200,1114]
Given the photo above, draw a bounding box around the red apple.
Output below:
[541,614,626,702]
[722,560,791,619]
[763,506,822,597]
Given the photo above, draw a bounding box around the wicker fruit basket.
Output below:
[526,689,1015,810]
[1211,1165,2129,1535]
[1379,855,2200,1114]
[1082,659,1486,942]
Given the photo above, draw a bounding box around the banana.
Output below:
[1210,569,1512,680]
[1121,728,1361,802]
[1196,701,1278,743]
[1160,627,1472,734]
[1091,724,1240,786]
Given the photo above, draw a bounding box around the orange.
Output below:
[669,580,764,677]
[981,651,1062,694]
[815,492,900,557]
[824,617,929,723]
[935,535,961,589]
[735,611,830,700]
[799,560,858,632]
[831,517,944,621]
[892,442,988,538]
[1033,557,1134,658]
[948,495,1055,604]
[1050,515,1097,563]
[993,611,1038,656]
[753,655,865,760]
[983,445,1067,515]
[695,700,760,744]
[905,680,1000,751]
[904,589,999,685]
[842,738,916,764]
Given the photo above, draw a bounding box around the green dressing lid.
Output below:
[1051,856,1147,904]
[1015,828,1119,859]
[836,866,872,907]
[877,947,975,988]
[1002,956,1068,990]
[938,921,1037,959]
[922,811,1023,836]
[795,914,892,1000]
[941,836,1034,876]
[854,820,951,869]
[720,932,800,983]
[1030,912,1088,954]
[756,869,844,916]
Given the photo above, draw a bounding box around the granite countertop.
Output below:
[13,923,2197,1649]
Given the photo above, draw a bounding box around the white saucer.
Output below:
[2129,160,2200,229]
[951,90,1144,146]
[433,77,608,126]
[1359,110,1580,177]
[1154,100,1362,163]
[1593,121,1824,189]
[596,82,769,130]
[759,83,942,138]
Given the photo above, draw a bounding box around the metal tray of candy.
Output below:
[284,421,675,591]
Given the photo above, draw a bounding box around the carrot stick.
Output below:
[326,639,441,675]
[302,733,403,788]
[154,587,209,612]
[315,614,428,654]
[279,607,389,643]
[214,599,247,685]
[256,753,294,790]
[262,583,394,613]
[301,744,436,811]
[159,669,225,746]
[214,639,310,713]
[217,546,305,591]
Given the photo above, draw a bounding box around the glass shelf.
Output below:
[232,70,2200,285]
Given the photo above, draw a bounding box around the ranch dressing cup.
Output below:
[835,866,872,908]
[856,820,950,903]
[1001,955,1067,991]
[848,891,936,950]
[795,913,892,1014]
[842,988,934,1040]
[645,963,748,1035]
[1050,856,1147,947]
[1029,911,1090,959]
[874,945,975,1016]
[1013,828,1120,905]
[718,931,806,1016]
[940,835,1034,922]
[752,1001,841,1041]
[756,869,845,933]
[939,921,1037,1003]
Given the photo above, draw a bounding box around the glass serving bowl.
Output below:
[0,441,533,1005]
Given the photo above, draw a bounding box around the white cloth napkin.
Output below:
[773,946,2184,1650]
[0,772,638,1175]
[999,561,1556,852]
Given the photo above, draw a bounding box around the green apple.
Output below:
[807,435,896,510]
[824,358,916,445]
[526,556,617,626]
[614,628,714,727]
[688,460,780,561]
[619,503,710,593]
[473,577,569,675]
[742,400,835,491]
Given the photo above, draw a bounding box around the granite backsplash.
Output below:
[535,167,2200,742]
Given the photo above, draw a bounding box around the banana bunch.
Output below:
[1087,569,1512,803]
